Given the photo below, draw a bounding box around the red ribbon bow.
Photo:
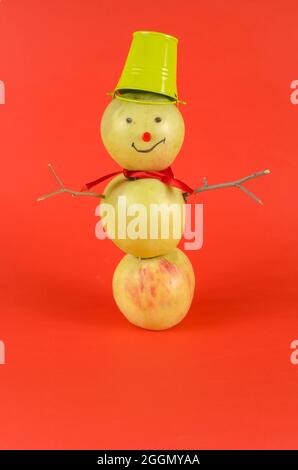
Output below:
[82,167,193,194]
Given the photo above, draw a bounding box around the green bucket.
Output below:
[109,31,185,105]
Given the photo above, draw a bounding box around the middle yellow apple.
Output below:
[101,175,185,258]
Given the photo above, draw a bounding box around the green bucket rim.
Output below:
[106,90,186,106]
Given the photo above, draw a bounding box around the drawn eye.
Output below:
[126,117,133,123]
[154,117,162,123]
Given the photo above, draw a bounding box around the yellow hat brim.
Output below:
[106,91,186,106]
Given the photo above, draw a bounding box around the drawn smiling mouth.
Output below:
[132,137,166,153]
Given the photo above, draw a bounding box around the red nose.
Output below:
[142,132,152,142]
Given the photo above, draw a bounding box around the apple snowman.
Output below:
[39,31,269,331]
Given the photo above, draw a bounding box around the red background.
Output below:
[0,0,297,450]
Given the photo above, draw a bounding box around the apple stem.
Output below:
[37,164,105,202]
[184,169,270,204]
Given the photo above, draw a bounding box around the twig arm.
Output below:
[37,164,105,202]
[184,169,270,204]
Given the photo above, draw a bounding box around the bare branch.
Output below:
[37,164,105,202]
[48,163,64,188]
[236,184,263,205]
[184,169,270,204]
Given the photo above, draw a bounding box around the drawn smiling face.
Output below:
[100,92,185,171]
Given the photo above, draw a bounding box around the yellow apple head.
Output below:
[100,92,185,171]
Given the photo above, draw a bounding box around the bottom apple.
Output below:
[112,248,195,330]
